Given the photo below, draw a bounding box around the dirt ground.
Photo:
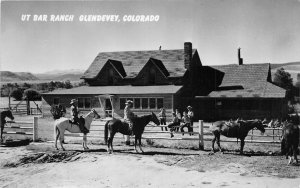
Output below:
[1,142,300,188]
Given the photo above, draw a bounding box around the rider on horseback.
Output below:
[124,100,136,130]
[124,100,135,145]
[70,99,89,134]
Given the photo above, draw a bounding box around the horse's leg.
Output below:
[138,136,144,153]
[60,133,66,151]
[108,132,116,154]
[83,134,89,150]
[134,136,139,153]
[211,134,216,153]
[240,138,245,155]
[0,125,3,143]
[293,145,298,164]
[55,127,60,150]
[216,134,223,153]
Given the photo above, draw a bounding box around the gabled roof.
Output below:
[81,49,197,79]
[198,63,286,98]
[108,59,126,78]
[150,58,169,77]
[211,63,270,87]
[42,85,182,95]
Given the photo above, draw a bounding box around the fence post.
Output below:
[198,120,204,150]
[33,117,38,142]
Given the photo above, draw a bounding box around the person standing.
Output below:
[187,106,194,135]
[180,111,192,135]
[124,100,135,145]
[175,109,182,132]
[167,112,180,138]
[158,108,167,131]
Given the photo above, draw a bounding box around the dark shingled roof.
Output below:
[211,63,270,87]
[207,82,286,98]
[81,49,197,79]
[205,63,286,98]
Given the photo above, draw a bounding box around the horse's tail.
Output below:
[104,120,109,144]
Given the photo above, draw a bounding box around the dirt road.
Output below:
[1,143,300,188]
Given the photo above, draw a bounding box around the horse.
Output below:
[0,110,15,143]
[281,121,299,165]
[210,119,265,154]
[104,112,160,154]
[54,109,101,151]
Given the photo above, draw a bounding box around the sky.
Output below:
[1,0,300,73]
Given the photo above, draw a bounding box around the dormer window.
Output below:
[108,68,115,85]
[149,68,156,85]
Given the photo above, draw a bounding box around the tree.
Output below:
[50,104,66,119]
[273,68,293,89]
[273,68,294,100]
[64,80,73,89]
[24,89,41,101]
[10,89,23,100]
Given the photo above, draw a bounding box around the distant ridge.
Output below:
[270,61,300,69]
[0,71,39,82]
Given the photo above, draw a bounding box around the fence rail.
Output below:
[2,118,38,141]
[63,120,283,149]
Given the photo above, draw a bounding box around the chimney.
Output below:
[184,42,192,70]
[238,48,243,65]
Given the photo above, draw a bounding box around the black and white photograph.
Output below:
[0,0,300,187]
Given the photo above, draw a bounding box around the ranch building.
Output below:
[41,42,287,121]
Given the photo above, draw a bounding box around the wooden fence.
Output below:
[64,120,283,150]
[2,117,38,141]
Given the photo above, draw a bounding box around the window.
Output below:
[134,98,141,109]
[78,97,91,109]
[78,98,84,108]
[85,98,91,108]
[149,68,156,84]
[149,98,156,109]
[53,98,60,105]
[142,98,149,109]
[108,68,115,85]
[157,98,164,109]
[120,98,126,109]
[120,97,164,110]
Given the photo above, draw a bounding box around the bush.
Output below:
[50,104,66,120]
[24,89,41,101]
[10,89,23,100]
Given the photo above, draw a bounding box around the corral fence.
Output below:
[64,120,283,150]
[2,117,39,142]
[0,107,42,115]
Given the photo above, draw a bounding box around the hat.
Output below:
[70,99,78,104]
[125,100,133,105]
[187,105,192,109]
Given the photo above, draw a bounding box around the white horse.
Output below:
[54,109,101,151]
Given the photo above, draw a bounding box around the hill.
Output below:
[0,71,39,82]
[35,69,84,81]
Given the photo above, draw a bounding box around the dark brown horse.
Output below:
[210,119,265,154]
[104,112,160,154]
[281,121,299,165]
[1,110,15,142]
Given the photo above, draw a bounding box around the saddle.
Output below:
[69,117,88,133]
[225,121,240,127]
[121,119,134,135]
